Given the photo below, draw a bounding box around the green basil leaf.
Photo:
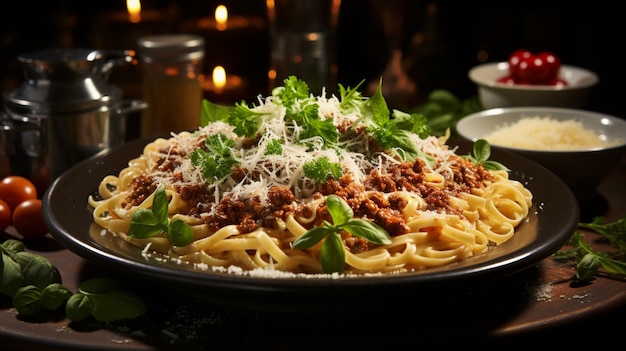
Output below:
[168,219,194,246]
[129,209,166,238]
[88,290,147,322]
[41,283,72,310]
[12,285,43,316]
[319,233,345,274]
[66,293,94,322]
[1,239,24,253]
[341,219,392,245]
[481,160,510,171]
[79,277,118,294]
[0,252,24,297]
[201,99,233,126]
[13,251,62,289]
[151,186,169,226]
[575,253,599,283]
[292,226,332,249]
[326,194,352,226]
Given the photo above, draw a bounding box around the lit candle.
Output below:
[202,66,247,104]
[215,5,228,31]
[92,0,177,50]
[127,0,141,23]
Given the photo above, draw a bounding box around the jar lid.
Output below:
[137,34,205,63]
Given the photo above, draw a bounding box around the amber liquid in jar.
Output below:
[138,34,205,137]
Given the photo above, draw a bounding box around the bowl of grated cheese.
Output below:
[457,107,626,202]
[469,62,599,109]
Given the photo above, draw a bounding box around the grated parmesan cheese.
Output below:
[484,116,621,151]
[142,90,461,215]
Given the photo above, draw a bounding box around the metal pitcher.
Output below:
[1,48,148,193]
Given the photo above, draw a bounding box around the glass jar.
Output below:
[137,34,205,137]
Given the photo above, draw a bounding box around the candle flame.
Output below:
[127,0,142,23]
[213,66,226,92]
[215,5,228,31]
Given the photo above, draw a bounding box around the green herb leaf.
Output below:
[168,219,194,247]
[41,283,72,310]
[319,233,345,274]
[302,157,342,184]
[12,285,43,316]
[201,99,233,126]
[230,101,267,137]
[578,214,626,252]
[1,239,24,253]
[275,76,310,109]
[291,195,391,273]
[574,253,599,283]
[190,133,239,182]
[325,194,352,226]
[292,226,334,249]
[264,139,283,155]
[338,80,365,111]
[128,186,194,247]
[463,139,510,171]
[129,209,166,238]
[66,293,93,322]
[12,251,62,290]
[88,290,147,322]
[361,79,433,164]
[0,250,24,297]
[341,219,392,245]
[151,185,170,227]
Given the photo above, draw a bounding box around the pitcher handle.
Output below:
[94,50,136,82]
[116,99,149,116]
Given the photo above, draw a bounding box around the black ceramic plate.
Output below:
[42,137,578,308]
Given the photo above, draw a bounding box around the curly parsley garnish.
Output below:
[292,195,391,273]
[190,133,239,182]
[302,157,342,183]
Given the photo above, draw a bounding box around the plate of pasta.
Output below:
[42,77,578,307]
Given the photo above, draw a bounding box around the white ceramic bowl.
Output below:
[456,107,626,202]
[468,62,599,109]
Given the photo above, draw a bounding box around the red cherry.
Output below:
[507,49,532,82]
[536,52,561,82]
[518,55,553,85]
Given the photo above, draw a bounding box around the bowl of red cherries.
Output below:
[469,50,599,109]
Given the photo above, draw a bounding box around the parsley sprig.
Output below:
[190,133,239,182]
[302,157,342,183]
[553,214,626,284]
[128,186,194,247]
[292,195,392,274]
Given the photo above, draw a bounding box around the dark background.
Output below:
[1,0,623,117]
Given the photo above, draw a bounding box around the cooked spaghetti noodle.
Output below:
[88,78,533,276]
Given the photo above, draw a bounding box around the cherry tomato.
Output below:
[518,55,555,84]
[0,199,11,233]
[0,176,38,211]
[537,51,561,82]
[12,199,48,239]
[507,49,532,81]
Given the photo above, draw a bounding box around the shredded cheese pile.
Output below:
[484,116,620,151]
